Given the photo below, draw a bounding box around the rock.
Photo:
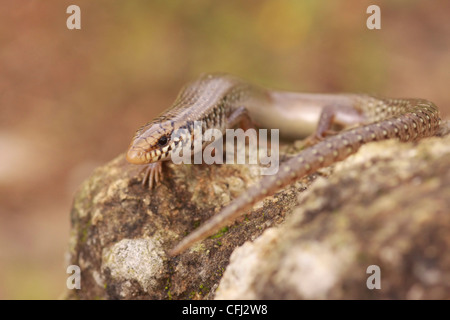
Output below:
[65,122,450,300]
[65,142,304,299]
[216,129,450,299]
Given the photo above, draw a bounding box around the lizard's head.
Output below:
[126,120,181,164]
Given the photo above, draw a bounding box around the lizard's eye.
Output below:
[157,135,169,147]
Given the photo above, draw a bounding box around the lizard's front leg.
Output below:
[141,162,163,189]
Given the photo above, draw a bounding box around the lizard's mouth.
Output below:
[126,139,175,165]
[126,123,191,165]
[126,146,167,164]
[126,147,150,164]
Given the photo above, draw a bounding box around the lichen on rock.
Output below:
[101,238,166,297]
[66,122,450,299]
[216,131,450,299]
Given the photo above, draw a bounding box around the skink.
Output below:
[125,73,441,256]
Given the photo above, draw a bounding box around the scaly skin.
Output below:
[125,73,441,256]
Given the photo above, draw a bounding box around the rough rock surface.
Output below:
[65,123,450,300]
[216,131,450,299]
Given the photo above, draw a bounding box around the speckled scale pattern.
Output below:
[130,74,269,161]
[168,77,441,255]
[152,75,261,130]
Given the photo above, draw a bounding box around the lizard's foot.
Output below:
[141,162,163,189]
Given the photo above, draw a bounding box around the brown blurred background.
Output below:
[0,0,448,299]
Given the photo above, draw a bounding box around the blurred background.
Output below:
[0,0,449,299]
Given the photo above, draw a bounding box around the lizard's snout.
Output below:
[126,147,148,164]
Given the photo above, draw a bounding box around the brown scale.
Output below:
[122,73,441,255]
[169,96,441,256]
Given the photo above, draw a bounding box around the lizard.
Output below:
[125,73,441,256]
